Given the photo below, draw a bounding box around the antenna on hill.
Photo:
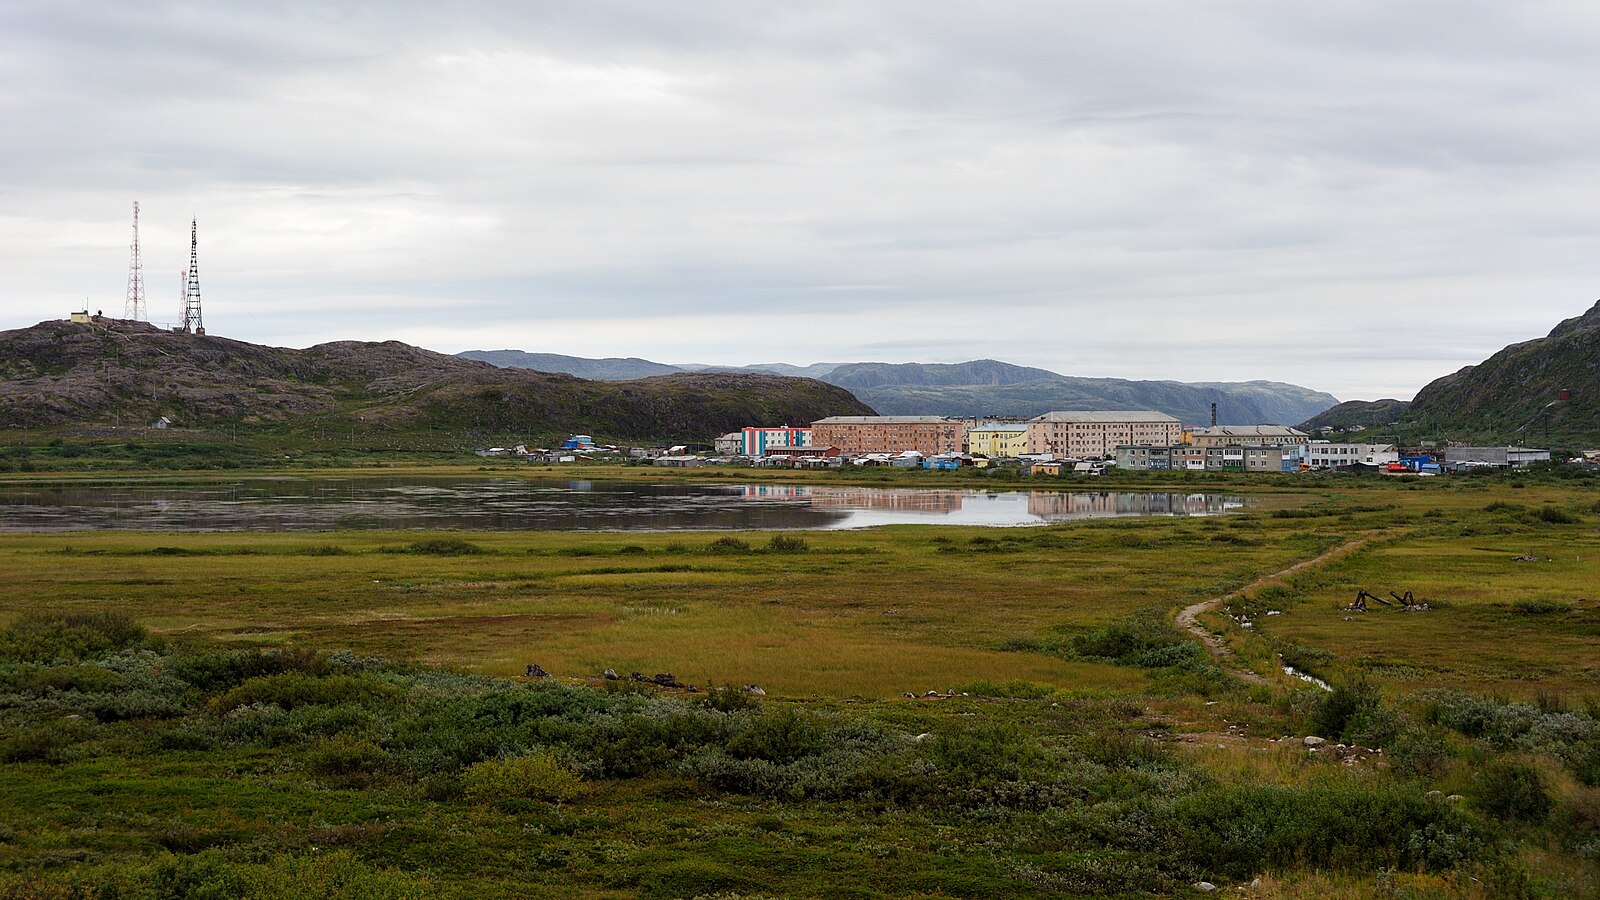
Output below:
[123,201,146,321]
[181,218,204,335]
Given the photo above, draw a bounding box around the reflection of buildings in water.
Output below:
[738,485,814,501]
[1026,492,1245,518]
[805,487,965,513]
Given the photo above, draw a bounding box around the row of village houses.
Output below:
[713,413,1551,473]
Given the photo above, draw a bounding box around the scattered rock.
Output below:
[1446,794,1465,803]
[1426,790,1443,799]
[602,668,620,681]
[1194,881,1216,892]
[63,714,83,720]
[1303,736,1326,747]
[914,733,932,742]
[652,673,682,688]
[745,684,766,696]
[925,690,940,697]
[901,692,916,699]
[524,663,550,678]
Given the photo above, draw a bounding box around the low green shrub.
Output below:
[1311,676,1383,742]
[462,752,582,804]
[1172,782,1483,877]
[304,734,387,782]
[209,672,400,713]
[1536,505,1580,524]
[0,610,148,663]
[383,538,486,556]
[1,721,89,764]
[766,534,809,553]
[1473,760,1552,824]
[706,536,751,553]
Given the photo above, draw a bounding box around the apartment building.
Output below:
[1027,411,1183,458]
[740,426,812,456]
[965,423,1029,458]
[1188,425,1308,448]
[810,416,965,456]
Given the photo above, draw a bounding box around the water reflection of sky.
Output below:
[0,478,1246,532]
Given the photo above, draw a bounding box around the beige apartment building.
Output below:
[1026,411,1183,458]
[810,416,964,456]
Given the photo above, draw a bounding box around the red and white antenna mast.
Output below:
[181,218,205,335]
[123,201,146,321]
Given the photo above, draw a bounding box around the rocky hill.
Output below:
[468,353,1339,425]
[1298,300,1599,444]
[1298,399,1414,433]
[0,320,875,442]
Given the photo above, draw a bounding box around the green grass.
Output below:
[1,469,1599,896]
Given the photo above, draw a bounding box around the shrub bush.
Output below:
[1388,726,1452,777]
[462,752,581,804]
[1311,677,1383,741]
[384,538,485,556]
[766,534,809,553]
[706,536,751,553]
[1474,760,1552,824]
[1172,783,1483,877]
[304,734,388,782]
[1536,506,1580,524]
[1,718,95,764]
[0,610,147,663]
[209,672,400,713]
[169,648,325,691]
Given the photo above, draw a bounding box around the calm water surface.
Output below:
[0,477,1249,532]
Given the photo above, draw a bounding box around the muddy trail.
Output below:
[1175,539,1368,686]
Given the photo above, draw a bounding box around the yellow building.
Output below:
[966,423,1029,457]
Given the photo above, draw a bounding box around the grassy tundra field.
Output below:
[2,467,1599,897]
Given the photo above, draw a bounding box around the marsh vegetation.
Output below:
[1,467,1598,897]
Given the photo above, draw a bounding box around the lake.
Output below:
[0,477,1249,532]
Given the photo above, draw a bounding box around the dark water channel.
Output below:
[0,478,1248,532]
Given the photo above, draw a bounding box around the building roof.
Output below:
[1029,411,1181,424]
[811,416,957,424]
[1190,425,1307,438]
[967,423,1028,433]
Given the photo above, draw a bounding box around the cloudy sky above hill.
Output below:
[3,2,1597,399]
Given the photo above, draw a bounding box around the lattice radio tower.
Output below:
[123,201,146,321]
[181,218,205,334]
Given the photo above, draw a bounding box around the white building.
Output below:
[1304,442,1399,470]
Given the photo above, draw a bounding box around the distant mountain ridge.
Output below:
[1300,299,1600,443]
[458,350,681,381]
[462,352,1340,425]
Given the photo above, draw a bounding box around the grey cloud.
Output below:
[3,1,1599,401]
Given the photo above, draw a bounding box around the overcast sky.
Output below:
[4,2,1597,400]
